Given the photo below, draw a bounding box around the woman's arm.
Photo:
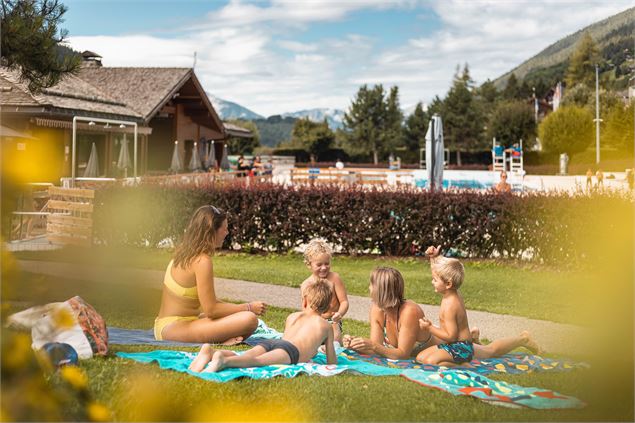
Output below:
[194,257,255,319]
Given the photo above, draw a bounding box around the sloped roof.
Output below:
[0,67,142,118]
[77,67,192,119]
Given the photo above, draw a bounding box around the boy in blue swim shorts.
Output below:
[415,246,475,366]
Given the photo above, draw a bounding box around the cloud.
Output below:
[68,0,632,116]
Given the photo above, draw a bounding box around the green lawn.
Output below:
[2,270,633,422]
[14,246,599,324]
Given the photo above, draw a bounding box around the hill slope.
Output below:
[494,7,634,89]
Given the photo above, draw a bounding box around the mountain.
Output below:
[206,93,264,120]
[493,7,634,91]
[281,108,345,130]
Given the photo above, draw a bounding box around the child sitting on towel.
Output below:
[189,278,337,372]
[301,239,349,346]
[416,246,541,366]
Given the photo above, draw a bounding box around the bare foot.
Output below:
[521,331,544,355]
[220,336,243,346]
[208,351,226,373]
[471,327,481,344]
[189,344,215,372]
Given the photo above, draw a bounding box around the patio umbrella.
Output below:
[169,140,182,173]
[220,143,230,171]
[188,141,202,172]
[116,134,132,177]
[83,142,100,177]
[205,140,216,170]
[425,114,444,190]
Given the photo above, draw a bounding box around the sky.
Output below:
[64,0,633,117]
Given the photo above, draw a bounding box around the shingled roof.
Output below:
[0,67,142,119]
[77,67,192,120]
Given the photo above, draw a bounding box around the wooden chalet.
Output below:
[1,52,233,182]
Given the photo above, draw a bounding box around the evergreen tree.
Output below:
[1,0,80,92]
[478,79,499,105]
[290,117,334,159]
[503,73,521,99]
[604,101,634,153]
[343,84,388,164]
[385,86,404,154]
[565,32,601,89]
[403,102,427,157]
[442,64,485,164]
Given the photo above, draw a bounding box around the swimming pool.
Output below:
[411,170,525,191]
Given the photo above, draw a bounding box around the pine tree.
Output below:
[343,84,392,164]
[403,102,427,157]
[503,73,521,99]
[565,32,601,89]
[1,0,80,92]
[442,64,485,165]
[384,86,404,155]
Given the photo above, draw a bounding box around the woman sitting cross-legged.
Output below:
[154,205,267,344]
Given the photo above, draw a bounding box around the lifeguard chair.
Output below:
[509,139,524,175]
[492,138,506,172]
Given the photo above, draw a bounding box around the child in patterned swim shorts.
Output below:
[415,246,475,366]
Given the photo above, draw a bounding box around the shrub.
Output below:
[539,105,594,156]
[93,182,632,264]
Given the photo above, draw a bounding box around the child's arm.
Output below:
[330,273,349,322]
[324,325,337,365]
[425,245,442,264]
[420,307,459,343]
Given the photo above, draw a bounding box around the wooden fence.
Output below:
[46,186,94,247]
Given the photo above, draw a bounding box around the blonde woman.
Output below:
[154,205,266,343]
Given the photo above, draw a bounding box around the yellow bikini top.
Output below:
[164,260,199,300]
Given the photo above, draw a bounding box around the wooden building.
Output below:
[1,52,230,182]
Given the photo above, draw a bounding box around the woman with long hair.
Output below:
[154,205,266,343]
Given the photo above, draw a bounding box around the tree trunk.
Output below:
[373,150,378,165]
[457,150,462,166]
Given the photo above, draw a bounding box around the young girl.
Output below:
[154,205,267,344]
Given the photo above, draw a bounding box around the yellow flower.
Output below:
[87,402,111,422]
[2,333,32,370]
[60,365,88,390]
[52,307,76,328]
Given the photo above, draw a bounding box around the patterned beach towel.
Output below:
[116,349,586,409]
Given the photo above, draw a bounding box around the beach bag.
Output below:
[7,296,108,359]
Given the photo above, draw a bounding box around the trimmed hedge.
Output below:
[93,182,633,263]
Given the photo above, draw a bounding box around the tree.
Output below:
[604,101,634,153]
[403,102,427,157]
[290,118,334,159]
[225,120,260,155]
[478,79,499,105]
[1,0,80,92]
[342,84,392,164]
[503,73,521,100]
[565,32,601,89]
[561,83,592,108]
[385,86,404,154]
[487,100,536,149]
[538,105,594,156]
[442,64,486,164]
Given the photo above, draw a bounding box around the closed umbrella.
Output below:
[205,140,216,170]
[83,142,100,177]
[169,141,182,173]
[220,143,230,171]
[188,141,202,172]
[116,134,132,177]
[425,114,444,190]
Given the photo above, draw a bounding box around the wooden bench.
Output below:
[46,186,95,247]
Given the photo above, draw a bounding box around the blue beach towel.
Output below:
[116,348,587,409]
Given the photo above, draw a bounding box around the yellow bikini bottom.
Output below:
[154,316,198,340]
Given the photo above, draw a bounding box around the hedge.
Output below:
[93,181,633,263]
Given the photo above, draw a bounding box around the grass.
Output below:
[14,246,598,324]
[3,270,633,422]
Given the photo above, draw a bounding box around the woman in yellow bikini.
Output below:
[154,205,266,343]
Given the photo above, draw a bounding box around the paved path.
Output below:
[17,260,589,355]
